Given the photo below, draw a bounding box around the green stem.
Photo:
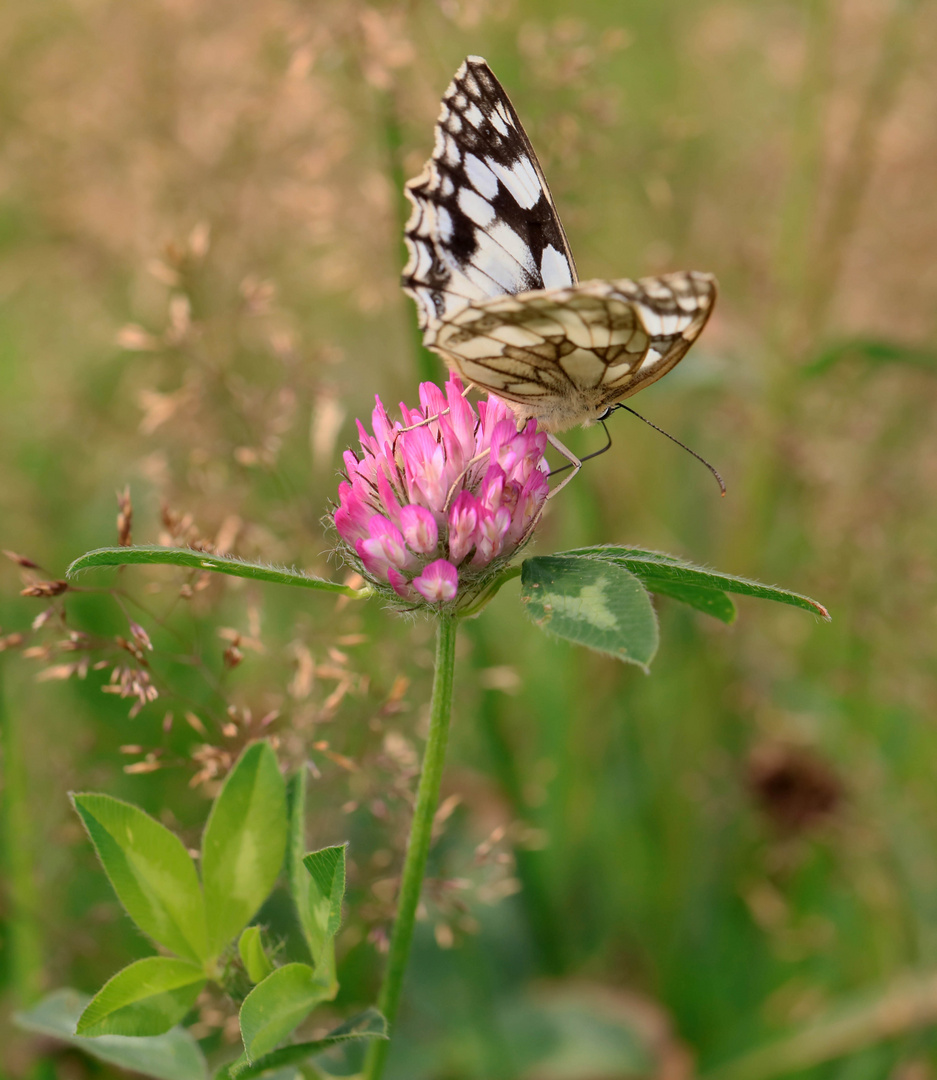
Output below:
[378,87,440,385]
[364,614,459,1080]
[0,660,44,1005]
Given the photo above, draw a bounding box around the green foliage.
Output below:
[238,963,334,1062]
[201,742,288,956]
[498,986,657,1078]
[285,770,315,961]
[238,927,274,985]
[301,845,346,978]
[33,744,380,1074]
[70,793,209,963]
[700,969,937,1080]
[234,842,351,1062]
[67,546,370,597]
[76,957,206,1037]
[521,555,660,669]
[805,337,937,376]
[5,2,934,1077]
[16,989,208,1080]
[228,1009,388,1079]
[564,545,831,622]
[519,547,828,670]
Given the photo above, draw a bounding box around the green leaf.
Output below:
[804,337,937,377]
[521,555,659,669]
[15,989,207,1080]
[71,793,209,963]
[76,957,206,1037]
[564,546,830,622]
[238,927,274,985]
[229,1008,388,1078]
[285,770,314,962]
[301,845,346,978]
[67,546,371,598]
[238,963,333,1062]
[643,579,737,623]
[201,742,288,956]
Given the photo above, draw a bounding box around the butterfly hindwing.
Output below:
[430,271,716,432]
[402,56,577,329]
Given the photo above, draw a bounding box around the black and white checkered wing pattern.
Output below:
[403,57,717,435]
[402,56,577,329]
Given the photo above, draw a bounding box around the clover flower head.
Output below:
[333,377,549,610]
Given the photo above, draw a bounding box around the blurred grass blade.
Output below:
[804,337,937,376]
[67,546,371,598]
[0,663,44,1005]
[565,546,830,621]
[521,555,659,670]
[16,989,207,1080]
[700,969,937,1080]
[229,1008,387,1078]
[77,957,206,1037]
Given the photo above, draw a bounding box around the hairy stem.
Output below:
[364,613,459,1080]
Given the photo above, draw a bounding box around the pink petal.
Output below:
[399,504,439,554]
[404,434,449,512]
[418,380,448,421]
[387,566,415,599]
[376,470,404,526]
[357,515,416,577]
[370,396,397,450]
[505,471,549,546]
[333,481,373,544]
[471,506,512,567]
[478,465,506,512]
[342,449,361,481]
[445,378,476,459]
[412,559,459,603]
[448,490,479,563]
[356,537,390,580]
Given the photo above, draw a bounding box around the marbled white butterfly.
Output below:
[402,57,716,470]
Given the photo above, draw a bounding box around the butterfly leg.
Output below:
[545,434,582,499]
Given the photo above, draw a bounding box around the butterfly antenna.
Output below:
[611,404,726,496]
[548,421,614,479]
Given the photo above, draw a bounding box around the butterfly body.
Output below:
[403,57,715,436]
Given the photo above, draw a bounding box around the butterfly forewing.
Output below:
[403,57,716,435]
[402,56,577,329]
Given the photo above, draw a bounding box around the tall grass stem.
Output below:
[0,662,44,1004]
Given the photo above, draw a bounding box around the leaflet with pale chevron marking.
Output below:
[403,56,716,434]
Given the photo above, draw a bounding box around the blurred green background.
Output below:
[2,1,937,1077]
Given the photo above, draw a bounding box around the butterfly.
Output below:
[402,56,716,473]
